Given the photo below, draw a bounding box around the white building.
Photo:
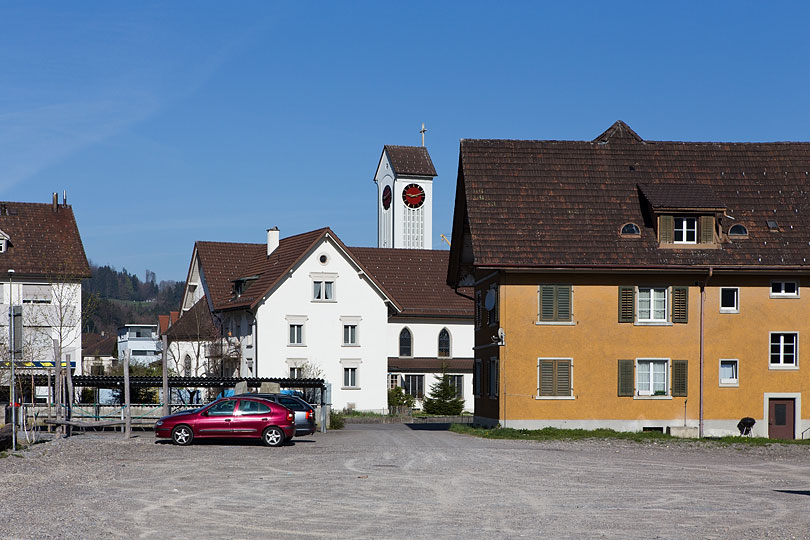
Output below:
[117,324,161,364]
[168,145,474,411]
[0,194,89,379]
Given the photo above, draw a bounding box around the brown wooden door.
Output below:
[768,399,795,440]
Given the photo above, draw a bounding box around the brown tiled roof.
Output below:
[350,247,472,318]
[195,241,266,310]
[82,333,116,357]
[165,296,220,341]
[449,120,810,282]
[388,357,473,373]
[384,145,437,177]
[158,315,170,335]
[638,183,725,210]
[0,202,90,277]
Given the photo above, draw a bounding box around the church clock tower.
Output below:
[373,144,437,249]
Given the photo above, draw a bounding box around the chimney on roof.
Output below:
[267,227,279,256]
[52,192,58,212]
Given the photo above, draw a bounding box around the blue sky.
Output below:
[1,2,809,282]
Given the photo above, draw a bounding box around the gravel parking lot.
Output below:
[2,424,810,540]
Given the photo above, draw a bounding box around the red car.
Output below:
[155,397,295,447]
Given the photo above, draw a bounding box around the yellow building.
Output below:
[447,121,810,439]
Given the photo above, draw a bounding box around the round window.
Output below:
[620,223,641,236]
[319,254,329,265]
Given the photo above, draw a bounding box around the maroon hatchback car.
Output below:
[155,397,295,447]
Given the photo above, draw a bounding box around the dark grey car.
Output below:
[236,393,317,436]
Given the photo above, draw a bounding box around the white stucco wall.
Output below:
[387,319,475,411]
[254,236,390,411]
[0,280,83,375]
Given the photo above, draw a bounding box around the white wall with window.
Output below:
[253,237,389,411]
[387,319,474,411]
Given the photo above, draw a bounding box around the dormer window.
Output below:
[673,217,697,244]
[0,239,6,253]
[620,223,640,236]
[728,224,748,237]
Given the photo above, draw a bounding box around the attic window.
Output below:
[728,224,748,237]
[620,223,641,236]
[767,220,779,231]
[0,239,6,253]
[674,217,697,244]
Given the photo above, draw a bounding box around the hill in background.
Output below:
[82,263,184,335]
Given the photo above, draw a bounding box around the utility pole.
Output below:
[8,269,15,451]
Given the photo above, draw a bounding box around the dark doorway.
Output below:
[768,398,795,440]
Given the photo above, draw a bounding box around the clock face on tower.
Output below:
[402,183,425,209]
[382,185,392,210]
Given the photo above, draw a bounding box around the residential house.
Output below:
[174,228,473,411]
[0,193,90,380]
[81,332,117,375]
[447,121,810,439]
[117,324,161,364]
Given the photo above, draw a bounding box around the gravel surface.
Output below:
[1,424,810,539]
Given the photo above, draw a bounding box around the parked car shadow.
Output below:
[154,438,296,447]
[404,423,451,431]
[774,490,810,497]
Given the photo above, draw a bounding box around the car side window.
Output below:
[279,397,305,410]
[208,400,237,416]
[238,400,260,414]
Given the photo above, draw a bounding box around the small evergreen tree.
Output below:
[423,365,464,415]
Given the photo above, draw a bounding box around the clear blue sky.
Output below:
[2,2,808,282]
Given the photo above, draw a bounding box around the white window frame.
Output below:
[340,358,361,389]
[388,373,401,390]
[635,358,670,398]
[770,280,799,298]
[719,287,739,313]
[769,332,799,369]
[673,217,697,244]
[404,374,424,399]
[311,272,338,302]
[340,316,361,347]
[719,359,739,387]
[637,286,668,324]
[285,315,307,347]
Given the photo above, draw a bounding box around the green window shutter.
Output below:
[672,286,688,323]
[556,286,571,321]
[540,286,555,321]
[699,215,714,244]
[672,360,688,397]
[556,360,571,396]
[659,215,674,244]
[618,359,634,396]
[618,286,635,323]
[539,359,554,396]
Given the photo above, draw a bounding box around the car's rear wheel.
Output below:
[262,426,285,447]
[172,425,193,446]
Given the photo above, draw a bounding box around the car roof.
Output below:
[236,393,312,405]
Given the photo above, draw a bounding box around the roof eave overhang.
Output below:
[478,264,810,274]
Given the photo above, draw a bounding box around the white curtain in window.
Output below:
[313,282,322,299]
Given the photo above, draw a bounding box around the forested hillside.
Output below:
[82,264,184,335]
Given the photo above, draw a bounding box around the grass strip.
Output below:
[449,424,810,446]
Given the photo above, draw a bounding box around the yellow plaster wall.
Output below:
[493,273,809,425]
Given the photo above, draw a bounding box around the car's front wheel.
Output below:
[171,425,194,446]
[262,426,285,447]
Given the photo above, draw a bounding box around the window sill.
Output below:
[534,395,575,400]
[287,343,306,348]
[312,299,337,303]
[342,344,360,348]
[769,295,800,299]
[719,381,739,387]
[634,321,673,327]
[341,386,361,390]
[719,309,739,314]
[768,365,799,371]
[535,321,576,326]
[633,395,673,400]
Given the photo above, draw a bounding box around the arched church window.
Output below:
[438,328,451,358]
[399,328,412,357]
